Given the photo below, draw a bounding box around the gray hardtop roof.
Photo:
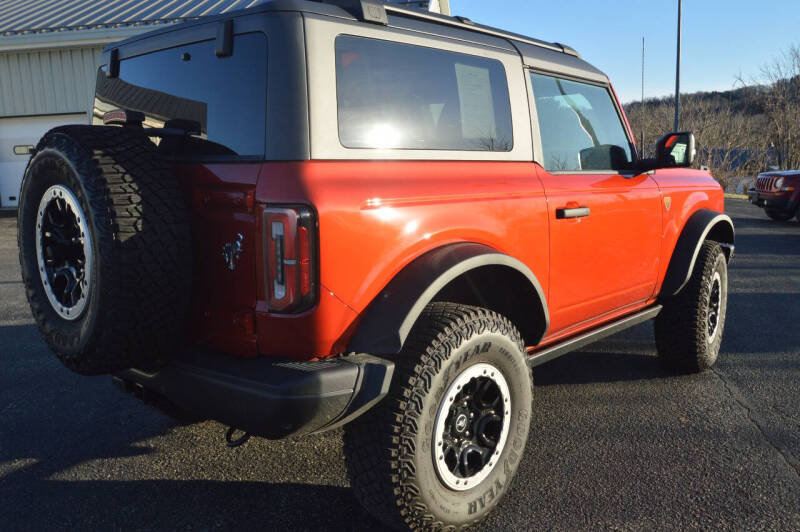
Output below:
[103,0,607,84]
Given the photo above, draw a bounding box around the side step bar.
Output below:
[527,305,662,367]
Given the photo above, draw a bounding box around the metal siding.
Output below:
[0,54,12,111]
[0,0,262,35]
[0,46,102,116]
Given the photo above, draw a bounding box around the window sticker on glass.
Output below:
[335,35,513,152]
[455,63,496,140]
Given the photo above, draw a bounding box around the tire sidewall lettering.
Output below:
[412,327,532,523]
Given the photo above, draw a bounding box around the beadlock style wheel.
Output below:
[433,362,511,491]
[18,125,191,375]
[655,240,728,373]
[707,271,722,343]
[344,303,533,530]
[35,185,93,321]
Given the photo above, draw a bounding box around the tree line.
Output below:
[624,44,800,188]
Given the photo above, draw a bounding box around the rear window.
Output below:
[335,35,513,152]
[93,32,267,158]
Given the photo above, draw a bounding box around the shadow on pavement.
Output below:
[534,350,671,386]
[734,234,800,256]
[731,214,799,230]
[0,320,377,530]
[1,323,171,474]
[3,478,371,531]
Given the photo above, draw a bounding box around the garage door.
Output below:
[0,113,86,209]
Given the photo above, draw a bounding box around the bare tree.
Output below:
[625,42,800,188]
[756,44,800,170]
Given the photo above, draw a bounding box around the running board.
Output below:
[527,306,662,367]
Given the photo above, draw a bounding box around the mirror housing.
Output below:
[655,131,696,167]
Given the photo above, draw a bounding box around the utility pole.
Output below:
[674,0,682,131]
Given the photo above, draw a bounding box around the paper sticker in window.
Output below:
[455,63,496,141]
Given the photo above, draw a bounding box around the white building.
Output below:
[0,0,267,209]
[0,0,448,210]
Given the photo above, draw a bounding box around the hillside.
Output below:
[622,73,800,183]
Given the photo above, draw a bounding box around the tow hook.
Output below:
[225,426,251,448]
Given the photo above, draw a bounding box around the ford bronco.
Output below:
[17,1,734,529]
[748,170,800,222]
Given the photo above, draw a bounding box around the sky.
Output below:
[451,0,800,103]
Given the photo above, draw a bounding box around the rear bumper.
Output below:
[114,350,394,439]
[748,189,797,212]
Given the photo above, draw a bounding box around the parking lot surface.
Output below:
[1,199,798,530]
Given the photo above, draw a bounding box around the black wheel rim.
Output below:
[707,272,722,341]
[433,363,510,491]
[35,185,92,320]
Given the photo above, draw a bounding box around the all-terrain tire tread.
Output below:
[18,125,191,374]
[654,240,724,373]
[343,302,529,531]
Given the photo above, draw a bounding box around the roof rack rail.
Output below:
[313,0,579,57]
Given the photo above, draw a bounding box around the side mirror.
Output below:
[655,131,696,167]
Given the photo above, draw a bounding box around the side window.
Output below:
[531,73,632,172]
[335,35,513,152]
[93,32,267,158]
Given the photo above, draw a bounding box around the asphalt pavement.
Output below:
[1,199,799,530]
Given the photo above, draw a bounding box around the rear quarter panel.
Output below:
[255,161,549,357]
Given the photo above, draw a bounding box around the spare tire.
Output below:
[18,125,191,375]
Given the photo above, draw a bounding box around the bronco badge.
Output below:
[222,233,244,271]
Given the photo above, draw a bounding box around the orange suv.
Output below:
[16,1,734,529]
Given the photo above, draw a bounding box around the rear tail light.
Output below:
[263,205,317,313]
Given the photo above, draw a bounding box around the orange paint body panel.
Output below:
[253,161,549,358]
[651,167,726,293]
[181,159,723,361]
[535,169,662,335]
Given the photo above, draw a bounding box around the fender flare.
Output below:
[660,209,735,297]
[347,243,549,355]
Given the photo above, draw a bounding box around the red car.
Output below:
[748,170,800,221]
[16,1,734,529]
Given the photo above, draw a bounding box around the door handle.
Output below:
[556,206,590,219]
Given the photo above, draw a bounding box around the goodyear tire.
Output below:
[343,303,532,530]
[18,125,191,375]
[655,241,728,373]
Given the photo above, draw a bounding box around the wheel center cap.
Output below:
[455,413,468,433]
